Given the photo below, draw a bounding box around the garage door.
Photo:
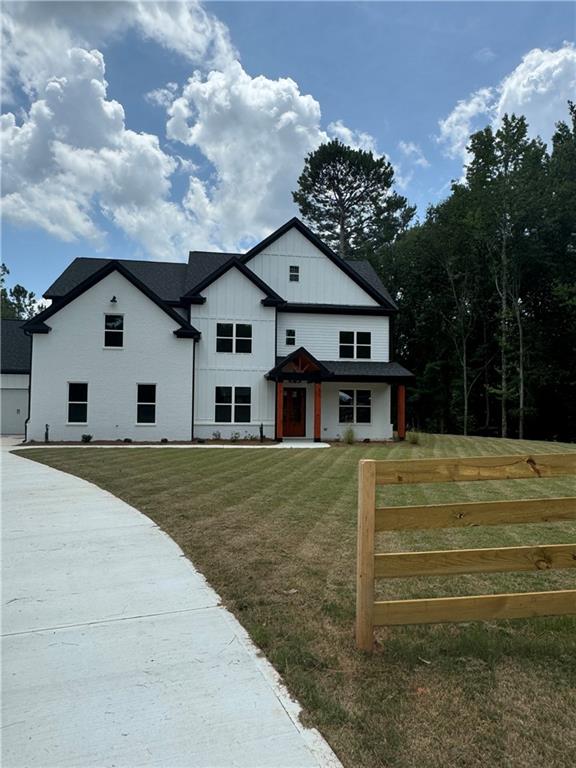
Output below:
[1,389,28,434]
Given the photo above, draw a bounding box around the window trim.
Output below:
[285,328,296,346]
[104,313,124,349]
[339,330,371,360]
[136,383,157,426]
[289,265,300,282]
[216,322,253,354]
[67,381,88,425]
[338,388,372,425]
[214,386,252,424]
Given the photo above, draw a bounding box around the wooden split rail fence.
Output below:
[356,453,576,651]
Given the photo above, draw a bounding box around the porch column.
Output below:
[397,384,406,440]
[276,381,284,441]
[314,382,322,442]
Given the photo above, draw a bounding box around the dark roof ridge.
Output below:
[25,261,200,339]
[184,256,284,306]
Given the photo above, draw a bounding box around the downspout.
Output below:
[273,306,278,440]
[190,338,196,441]
[23,330,33,443]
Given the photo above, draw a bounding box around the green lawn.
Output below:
[19,434,576,768]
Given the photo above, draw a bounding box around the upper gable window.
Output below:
[339,331,371,359]
[285,329,296,346]
[216,323,252,353]
[289,265,300,282]
[104,314,124,348]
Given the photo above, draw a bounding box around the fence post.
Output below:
[356,459,376,651]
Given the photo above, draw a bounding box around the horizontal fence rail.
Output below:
[356,454,576,651]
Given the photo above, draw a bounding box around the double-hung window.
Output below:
[339,390,371,424]
[285,329,296,346]
[339,331,371,359]
[289,265,300,282]
[137,384,156,424]
[215,386,251,423]
[104,314,123,347]
[68,383,88,423]
[216,323,252,353]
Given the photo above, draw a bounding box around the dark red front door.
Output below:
[283,388,306,437]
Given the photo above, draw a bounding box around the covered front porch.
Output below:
[266,348,413,442]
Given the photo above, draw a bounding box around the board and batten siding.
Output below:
[27,271,195,442]
[189,266,276,439]
[248,228,379,306]
[277,313,389,361]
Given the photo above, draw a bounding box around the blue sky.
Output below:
[2,1,575,297]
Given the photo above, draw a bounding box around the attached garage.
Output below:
[1,319,31,435]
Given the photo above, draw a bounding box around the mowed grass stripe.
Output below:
[19,435,576,768]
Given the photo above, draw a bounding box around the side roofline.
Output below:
[23,261,201,339]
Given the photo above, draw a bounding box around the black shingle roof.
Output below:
[321,360,413,379]
[272,356,414,381]
[1,319,31,373]
[42,224,397,310]
[44,259,191,303]
[345,261,397,310]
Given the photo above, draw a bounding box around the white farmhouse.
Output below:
[23,218,413,442]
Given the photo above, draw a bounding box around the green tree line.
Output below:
[294,104,576,441]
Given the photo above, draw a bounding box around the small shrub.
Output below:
[81,434,93,443]
[212,430,221,440]
[123,437,133,443]
[343,426,355,444]
[406,430,420,445]
[160,438,168,443]
[230,431,240,443]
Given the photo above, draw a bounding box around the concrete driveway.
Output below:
[1,439,340,768]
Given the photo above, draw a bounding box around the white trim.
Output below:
[136,382,157,425]
[214,385,252,425]
[337,387,372,426]
[103,312,124,349]
[67,381,88,425]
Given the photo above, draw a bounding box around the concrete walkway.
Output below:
[1,438,340,768]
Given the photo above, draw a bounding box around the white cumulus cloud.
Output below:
[398,140,430,168]
[1,0,392,259]
[438,44,576,162]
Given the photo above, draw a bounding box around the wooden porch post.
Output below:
[397,384,406,440]
[276,381,284,441]
[314,382,322,442]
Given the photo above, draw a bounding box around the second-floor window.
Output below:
[216,323,252,353]
[339,331,371,359]
[289,265,300,282]
[104,314,123,347]
[286,329,296,346]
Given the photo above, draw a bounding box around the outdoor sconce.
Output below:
[110,296,117,303]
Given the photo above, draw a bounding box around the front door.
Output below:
[283,388,306,437]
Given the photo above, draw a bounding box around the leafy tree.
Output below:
[292,139,415,257]
[383,102,575,441]
[1,263,45,319]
